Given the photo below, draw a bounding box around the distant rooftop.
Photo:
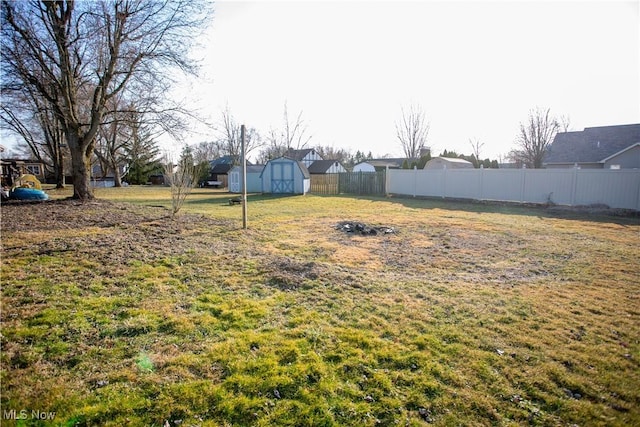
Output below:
[545,124,640,165]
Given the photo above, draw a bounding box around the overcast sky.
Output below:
[176,0,638,161]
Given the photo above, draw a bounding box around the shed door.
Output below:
[229,171,239,193]
[271,162,294,193]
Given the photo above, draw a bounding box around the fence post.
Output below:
[520,165,526,203]
[413,165,417,197]
[442,165,447,198]
[570,163,578,206]
[385,166,390,196]
[479,164,484,201]
[636,170,640,211]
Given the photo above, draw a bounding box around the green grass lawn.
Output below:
[1,186,639,426]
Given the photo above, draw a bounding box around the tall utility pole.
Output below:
[241,124,248,229]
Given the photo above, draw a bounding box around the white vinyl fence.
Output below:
[387,168,640,210]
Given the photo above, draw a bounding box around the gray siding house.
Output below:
[544,124,640,169]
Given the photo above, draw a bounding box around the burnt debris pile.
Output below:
[335,221,396,236]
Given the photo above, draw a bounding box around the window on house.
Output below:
[26,165,41,175]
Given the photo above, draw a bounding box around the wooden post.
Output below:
[241,124,248,229]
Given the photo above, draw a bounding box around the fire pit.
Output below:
[335,221,396,236]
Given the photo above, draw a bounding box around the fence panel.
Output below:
[337,171,386,195]
[441,169,480,199]
[387,170,415,195]
[388,168,640,210]
[574,170,640,209]
[522,169,575,205]
[310,174,339,194]
[479,169,522,202]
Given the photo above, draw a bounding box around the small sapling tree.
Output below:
[163,150,199,218]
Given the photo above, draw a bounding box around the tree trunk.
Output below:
[68,134,94,200]
[113,166,122,187]
[54,149,65,189]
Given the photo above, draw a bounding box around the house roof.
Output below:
[211,163,233,174]
[283,148,316,161]
[544,124,640,165]
[307,160,343,174]
[209,155,236,167]
[210,155,254,168]
[357,158,413,169]
[431,157,473,165]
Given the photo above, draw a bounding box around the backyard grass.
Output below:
[1,186,639,426]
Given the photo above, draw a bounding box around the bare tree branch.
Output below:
[514,107,560,168]
[396,103,430,160]
[468,138,484,168]
[282,102,312,150]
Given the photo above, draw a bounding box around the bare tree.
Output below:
[468,137,484,168]
[314,145,351,163]
[257,102,312,162]
[396,104,430,160]
[256,129,288,163]
[192,141,222,165]
[282,102,312,150]
[218,106,262,161]
[514,107,560,168]
[93,95,131,187]
[163,151,197,218]
[1,0,211,200]
[0,83,67,187]
[559,114,571,133]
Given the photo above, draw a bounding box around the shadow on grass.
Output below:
[312,193,640,226]
[184,191,310,206]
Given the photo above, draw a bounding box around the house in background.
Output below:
[352,158,410,172]
[205,155,242,188]
[544,124,640,169]
[261,157,310,195]
[1,158,47,187]
[90,162,128,187]
[228,164,265,193]
[424,157,474,169]
[307,160,347,175]
[283,148,323,167]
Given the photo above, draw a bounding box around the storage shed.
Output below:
[261,157,310,194]
[424,157,474,169]
[228,165,264,193]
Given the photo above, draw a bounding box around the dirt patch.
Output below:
[262,256,365,291]
[1,199,235,265]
